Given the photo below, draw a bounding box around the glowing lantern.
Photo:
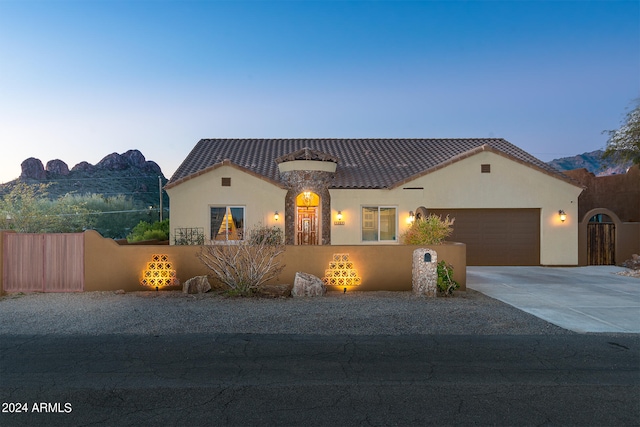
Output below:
[140,254,178,289]
[322,254,362,288]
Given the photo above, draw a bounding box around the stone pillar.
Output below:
[412,248,437,297]
[280,170,334,245]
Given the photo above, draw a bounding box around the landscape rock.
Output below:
[622,254,640,271]
[20,157,46,180]
[182,276,212,294]
[114,289,126,295]
[292,272,326,297]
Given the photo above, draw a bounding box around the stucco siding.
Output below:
[167,151,582,265]
[330,151,582,264]
[166,165,287,243]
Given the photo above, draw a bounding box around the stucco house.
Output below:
[165,138,583,266]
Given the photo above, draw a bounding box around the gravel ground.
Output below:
[0,289,573,336]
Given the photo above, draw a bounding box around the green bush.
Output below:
[401,214,455,245]
[437,261,459,296]
[127,219,169,242]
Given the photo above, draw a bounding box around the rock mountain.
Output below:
[2,148,631,209]
[548,149,633,176]
[2,150,168,211]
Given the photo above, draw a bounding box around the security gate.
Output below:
[3,233,84,292]
[587,223,615,265]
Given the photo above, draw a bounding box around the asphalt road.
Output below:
[1,333,638,426]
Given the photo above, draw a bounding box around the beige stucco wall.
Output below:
[81,230,466,292]
[166,165,288,243]
[330,151,582,265]
[167,151,583,265]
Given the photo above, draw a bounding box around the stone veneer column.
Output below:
[412,248,438,297]
[280,170,334,245]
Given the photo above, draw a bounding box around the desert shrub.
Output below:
[197,225,286,296]
[248,225,284,246]
[127,219,169,242]
[401,214,455,245]
[437,261,459,296]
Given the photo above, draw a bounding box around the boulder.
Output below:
[292,272,326,297]
[20,157,46,180]
[257,283,293,298]
[622,254,640,270]
[97,152,129,170]
[71,161,95,173]
[46,159,69,176]
[183,276,212,294]
[122,149,147,168]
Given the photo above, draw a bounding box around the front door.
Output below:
[297,207,318,245]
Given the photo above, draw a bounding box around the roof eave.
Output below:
[388,144,585,190]
[164,159,285,190]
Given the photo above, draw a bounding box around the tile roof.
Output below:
[166,138,573,189]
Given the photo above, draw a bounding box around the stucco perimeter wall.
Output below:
[84,230,466,292]
[330,151,583,265]
[165,164,287,243]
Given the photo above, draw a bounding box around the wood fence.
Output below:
[2,233,84,292]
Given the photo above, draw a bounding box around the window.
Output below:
[362,206,397,242]
[210,206,244,241]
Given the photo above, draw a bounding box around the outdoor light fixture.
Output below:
[323,254,362,287]
[407,211,415,224]
[559,210,567,222]
[274,211,279,221]
[140,254,178,289]
[336,211,343,221]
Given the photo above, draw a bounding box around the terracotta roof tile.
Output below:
[167,138,571,189]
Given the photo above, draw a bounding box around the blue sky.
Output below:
[1,0,638,184]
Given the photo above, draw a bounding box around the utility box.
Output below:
[412,248,437,297]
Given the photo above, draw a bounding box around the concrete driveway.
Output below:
[467,266,640,333]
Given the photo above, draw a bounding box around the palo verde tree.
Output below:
[603,99,640,166]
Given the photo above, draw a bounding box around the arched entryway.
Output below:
[295,191,320,245]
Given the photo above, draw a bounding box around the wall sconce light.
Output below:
[336,211,343,221]
[274,211,279,221]
[558,210,566,222]
[407,211,415,224]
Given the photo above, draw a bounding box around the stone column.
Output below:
[412,248,438,297]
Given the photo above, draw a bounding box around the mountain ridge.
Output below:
[547,149,632,176]
[0,149,169,210]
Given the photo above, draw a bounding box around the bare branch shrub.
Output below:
[197,225,285,296]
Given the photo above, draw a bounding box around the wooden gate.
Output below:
[587,223,615,265]
[3,233,84,292]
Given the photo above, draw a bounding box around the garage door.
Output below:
[429,209,540,266]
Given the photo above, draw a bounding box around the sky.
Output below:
[0,0,638,184]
